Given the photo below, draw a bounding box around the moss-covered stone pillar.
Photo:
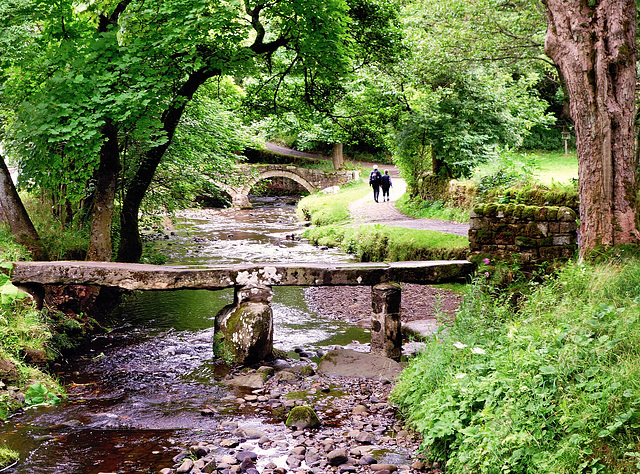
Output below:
[214,284,274,365]
[370,282,402,361]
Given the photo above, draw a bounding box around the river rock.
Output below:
[327,448,349,466]
[317,348,402,381]
[285,405,321,430]
[176,458,194,473]
[233,427,268,439]
[226,372,268,388]
[356,431,377,444]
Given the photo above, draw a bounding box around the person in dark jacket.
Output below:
[368,165,382,202]
[381,169,392,201]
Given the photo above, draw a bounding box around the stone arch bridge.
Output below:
[218,164,360,208]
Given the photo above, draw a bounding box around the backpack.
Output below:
[369,169,381,185]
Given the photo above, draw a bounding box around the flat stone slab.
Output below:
[8,260,475,291]
[402,319,440,338]
[317,348,403,381]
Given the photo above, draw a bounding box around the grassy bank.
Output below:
[396,194,470,223]
[391,255,640,473]
[305,224,468,262]
[0,228,72,468]
[297,181,369,225]
[298,181,469,262]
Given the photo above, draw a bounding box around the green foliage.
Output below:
[24,381,60,407]
[392,258,640,473]
[471,150,539,195]
[0,269,26,306]
[396,194,470,223]
[0,225,31,262]
[304,224,468,262]
[394,68,552,184]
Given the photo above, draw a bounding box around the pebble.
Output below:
[159,355,440,474]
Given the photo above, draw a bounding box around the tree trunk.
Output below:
[543,0,638,257]
[332,142,344,170]
[86,119,120,261]
[0,155,49,261]
[117,70,213,263]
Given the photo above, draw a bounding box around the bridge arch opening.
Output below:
[248,172,314,202]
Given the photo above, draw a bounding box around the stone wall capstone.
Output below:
[468,203,578,264]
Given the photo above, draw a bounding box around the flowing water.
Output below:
[0,197,369,473]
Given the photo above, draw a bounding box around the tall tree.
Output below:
[0,155,48,261]
[2,0,356,263]
[543,0,639,256]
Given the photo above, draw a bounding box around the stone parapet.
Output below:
[468,203,578,264]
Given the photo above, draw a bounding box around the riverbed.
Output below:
[0,198,386,473]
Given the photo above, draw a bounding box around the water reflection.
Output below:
[1,199,366,473]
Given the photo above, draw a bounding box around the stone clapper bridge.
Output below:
[8,260,475,364]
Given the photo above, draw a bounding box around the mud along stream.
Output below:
[0,198,391,473]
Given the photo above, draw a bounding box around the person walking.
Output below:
[381,169,392,201]
[368,165,382,202]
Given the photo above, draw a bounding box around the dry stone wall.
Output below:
[469,203,578,264]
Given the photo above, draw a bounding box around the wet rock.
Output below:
[317,349,402,381]
[176,458,194,473]
[327,448,348,466]
[359,454,378,465]
[285,405,321,430]
[236,451,258,463]
[233,427,268,439]
[356,431,376,444]
[220,439,239,448]
[371,464,398,472]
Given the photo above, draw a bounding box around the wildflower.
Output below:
[471,347,486,355]
[483,258,490,265]
[453,341,468,349]
[485,271,490,278]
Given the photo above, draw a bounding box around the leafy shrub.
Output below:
[24,382,60,407]
[472,151,538,195]
[392,258,640,473]
[396,195,470,223]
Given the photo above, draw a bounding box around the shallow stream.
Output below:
[0,198,370,473]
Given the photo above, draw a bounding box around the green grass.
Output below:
[0,445,18,469]
[0,225,31,261]
[304,224,468,262]
[297,180,369,225]
[396,194,470,223]
[391,256,640,473]
[527,150,578,185]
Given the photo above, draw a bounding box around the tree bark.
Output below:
[117,69,214,263]
[86,119,120,261]
[543,0,638,257]
[332,142,344,170]
[0,155,49,261]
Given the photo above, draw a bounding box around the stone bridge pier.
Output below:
[214,284,274,365]
[215,281,405,364]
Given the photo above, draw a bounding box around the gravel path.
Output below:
[349,175,469,236]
